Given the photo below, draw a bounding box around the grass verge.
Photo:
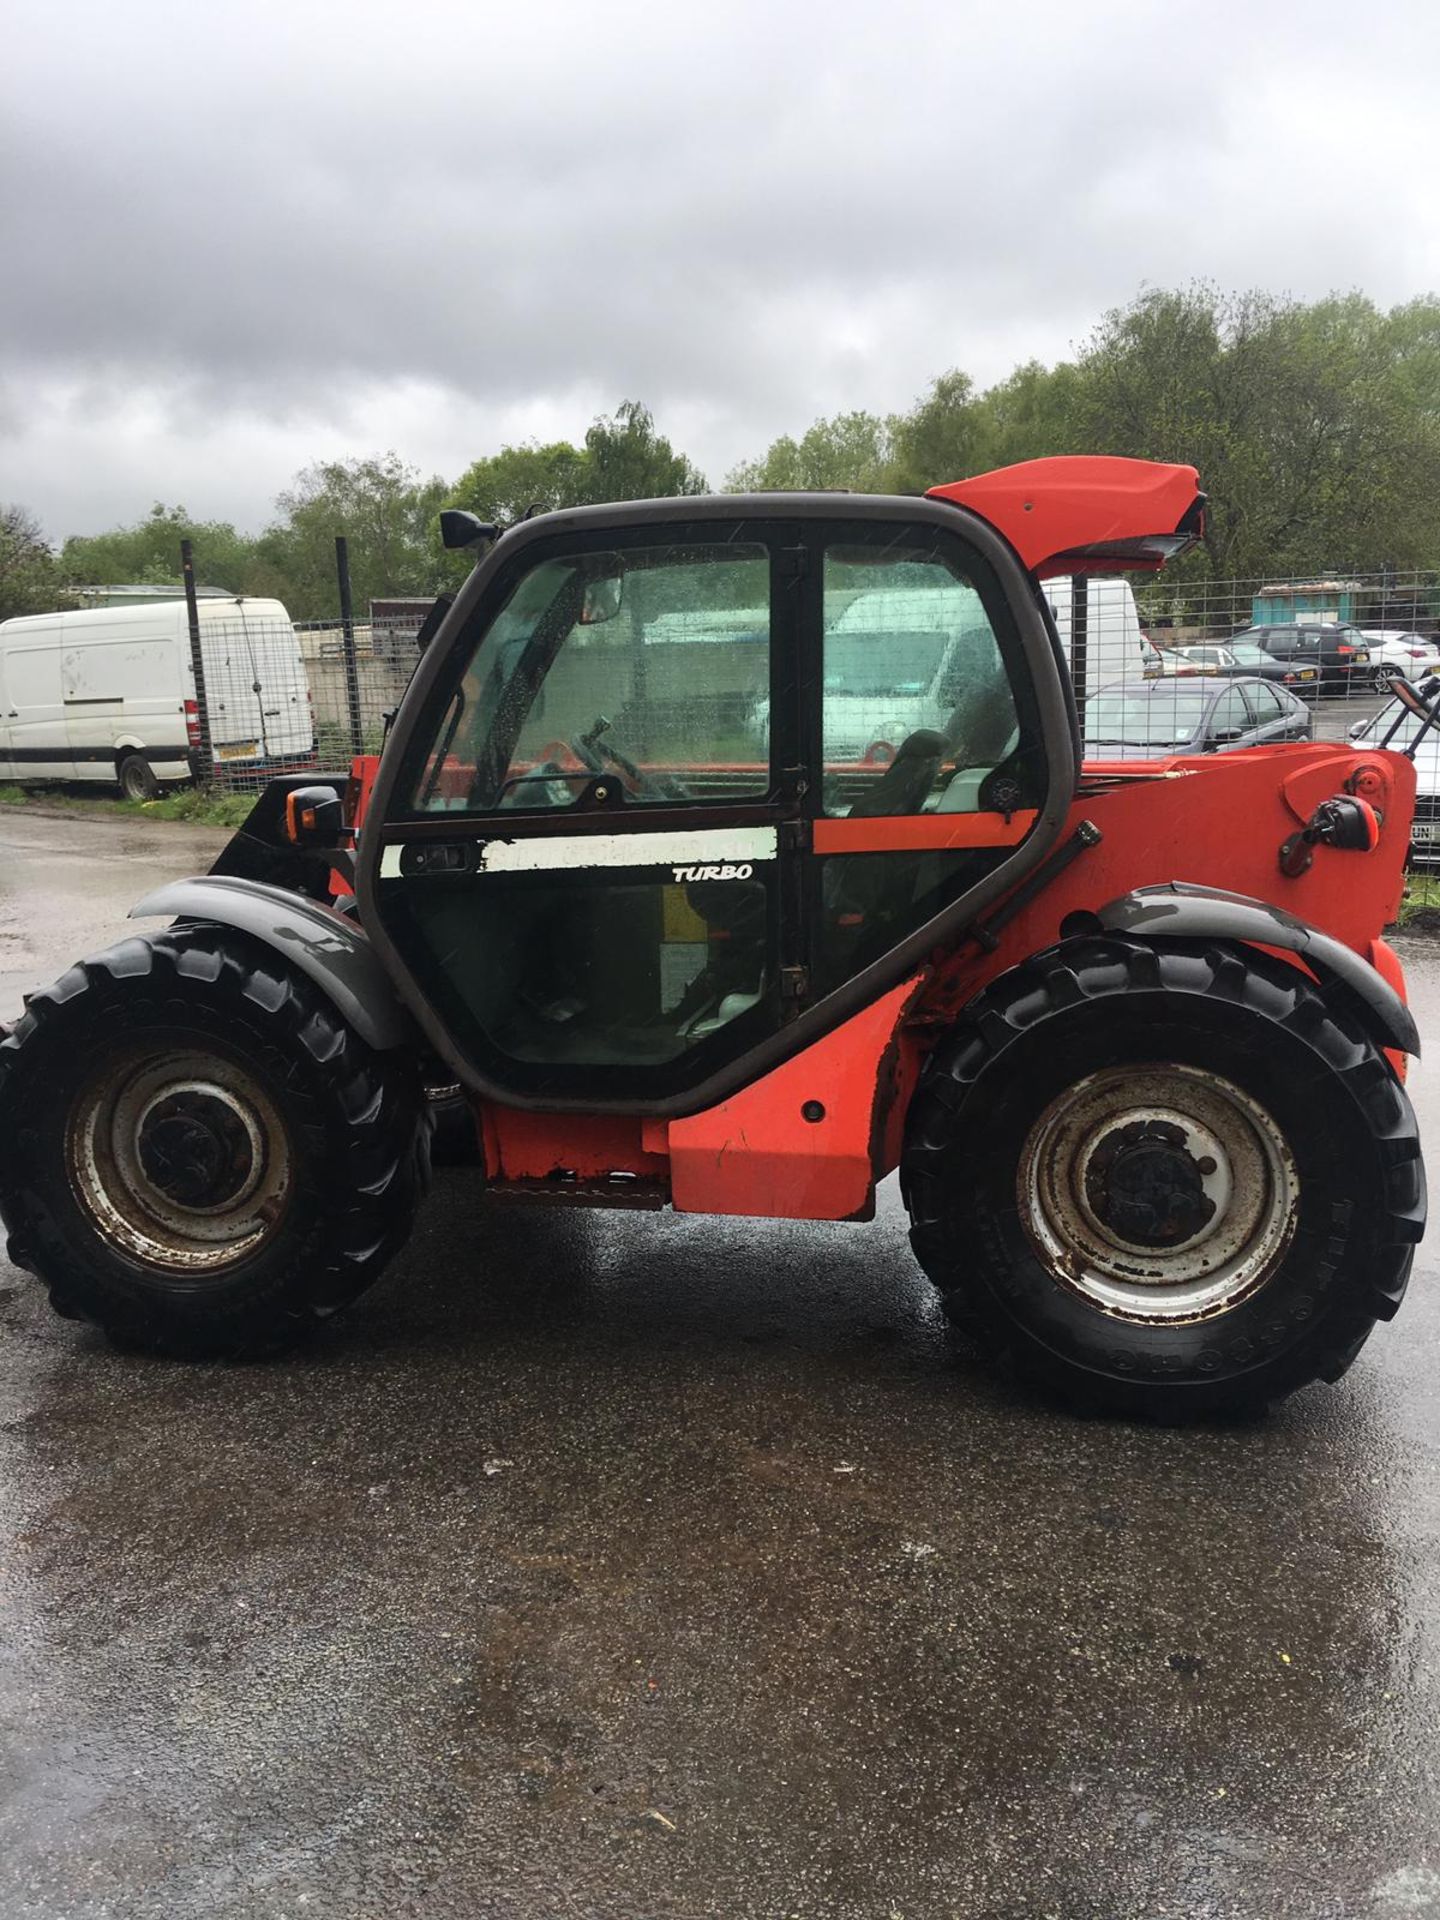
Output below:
[0,783,255,828]
[1399,870,1440,930]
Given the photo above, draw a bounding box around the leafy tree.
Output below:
[727,410,895,493]
[0,504,68,621]
[447,441,589,528]
[582,400,706,504]
[439,404,707,584]
[61,504,259,596]
[887,371,987,493]
[264,453,447,618]
[1075,286,1440,578]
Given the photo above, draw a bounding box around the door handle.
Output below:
[398,842,474,876]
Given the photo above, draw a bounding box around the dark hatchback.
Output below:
[1229,622,1371,693]
[1084,676,1314,761]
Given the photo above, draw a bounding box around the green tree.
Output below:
[0,504,68,621]
[61,504,260,596]
[581,400,707,503]
[967,359,1089,471]
[727,410,895,493]
[887,370,987,492]
[1074,286,1440,578]
[439,404,707,584]
[447,440,589,527]
[264,453,447,619]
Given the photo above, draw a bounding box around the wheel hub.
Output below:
[136,1088,259,1211]
[1082,1116,1223,1250]
[67,1046,292,1278]
[1018,1064,1298,1322]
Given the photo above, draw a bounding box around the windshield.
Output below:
[1086,685,1210,746]
[822,632,951,698]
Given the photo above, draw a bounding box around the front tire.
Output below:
[0,927,428,1356]
[903,936,1424,1421]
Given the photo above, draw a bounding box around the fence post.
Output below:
[1070,573,1088,731]
[335,536,364,758]
[180,538,212,785]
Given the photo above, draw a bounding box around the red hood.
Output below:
[927,456,1204,578]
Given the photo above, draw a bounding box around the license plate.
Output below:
[217,740,259,761]
[1413,822,1440,843]
[1296,669,1316,681]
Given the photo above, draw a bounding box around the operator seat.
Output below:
[844,729,948,818]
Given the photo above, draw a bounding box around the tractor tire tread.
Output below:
[903,934,1422,1421]
[0,925,428,1357]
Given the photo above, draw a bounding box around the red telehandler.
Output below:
[0,458,1426,1418]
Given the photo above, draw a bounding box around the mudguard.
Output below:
[1096,881,1420,1057]
[129,876,415,1051]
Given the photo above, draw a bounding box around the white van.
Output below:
[814,573,1150,761]
[1040,575,1151,696]
[0,597,315,797]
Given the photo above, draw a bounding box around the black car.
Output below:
[1084,676,1314,760]
[1173,641,1321,695]
[1229,623,1370,693]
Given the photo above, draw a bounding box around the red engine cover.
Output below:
[928,455,1203,577]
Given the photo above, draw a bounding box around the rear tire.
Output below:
[0,927,428,1357]
[902,936,1424,1421]
[117,753,159,802]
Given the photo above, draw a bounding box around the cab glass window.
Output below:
[412,543,771,812]
[820,546,1023,817]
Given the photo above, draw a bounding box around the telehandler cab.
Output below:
[0,457,1426,1419]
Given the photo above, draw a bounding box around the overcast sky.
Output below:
[4,0,1438,541]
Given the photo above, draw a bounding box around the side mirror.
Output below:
[578,557,625,625]
[440,510,498,551]
[1348,718,1369,740]
[283,785,344,848]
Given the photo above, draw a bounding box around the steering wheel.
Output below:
[573,715,686,800]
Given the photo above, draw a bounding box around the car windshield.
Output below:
[1085,685,1211,746]
[822,633,951,697]
[1228,644,1270,665]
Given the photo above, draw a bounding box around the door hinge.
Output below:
[780,965,810,1002]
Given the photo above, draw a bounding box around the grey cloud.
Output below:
[3,0,1438,536]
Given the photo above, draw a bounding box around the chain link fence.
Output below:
[1125,567,1440,752]
[192,567,1440,794]
[197,611,426,794]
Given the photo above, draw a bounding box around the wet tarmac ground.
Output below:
[2,806,1440,1919]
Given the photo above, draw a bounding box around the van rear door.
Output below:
[1043,576,1147,696]
[198,599,312,767]
[237,599,313,759]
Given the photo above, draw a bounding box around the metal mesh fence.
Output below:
[1118,568,1440,757]
[199,614,425,793]
[101,567,1440,797]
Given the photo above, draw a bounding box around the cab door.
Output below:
[364,520,803,1110]
[359,501,1069,1115]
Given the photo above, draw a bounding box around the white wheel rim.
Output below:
[1017,1063,1299,1322]
[67,1044,293,1276]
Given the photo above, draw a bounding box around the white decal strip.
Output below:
[380,826,777,880]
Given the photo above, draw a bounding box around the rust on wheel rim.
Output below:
[66,1044,293,1276]
[1018,1063,1299,1323]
